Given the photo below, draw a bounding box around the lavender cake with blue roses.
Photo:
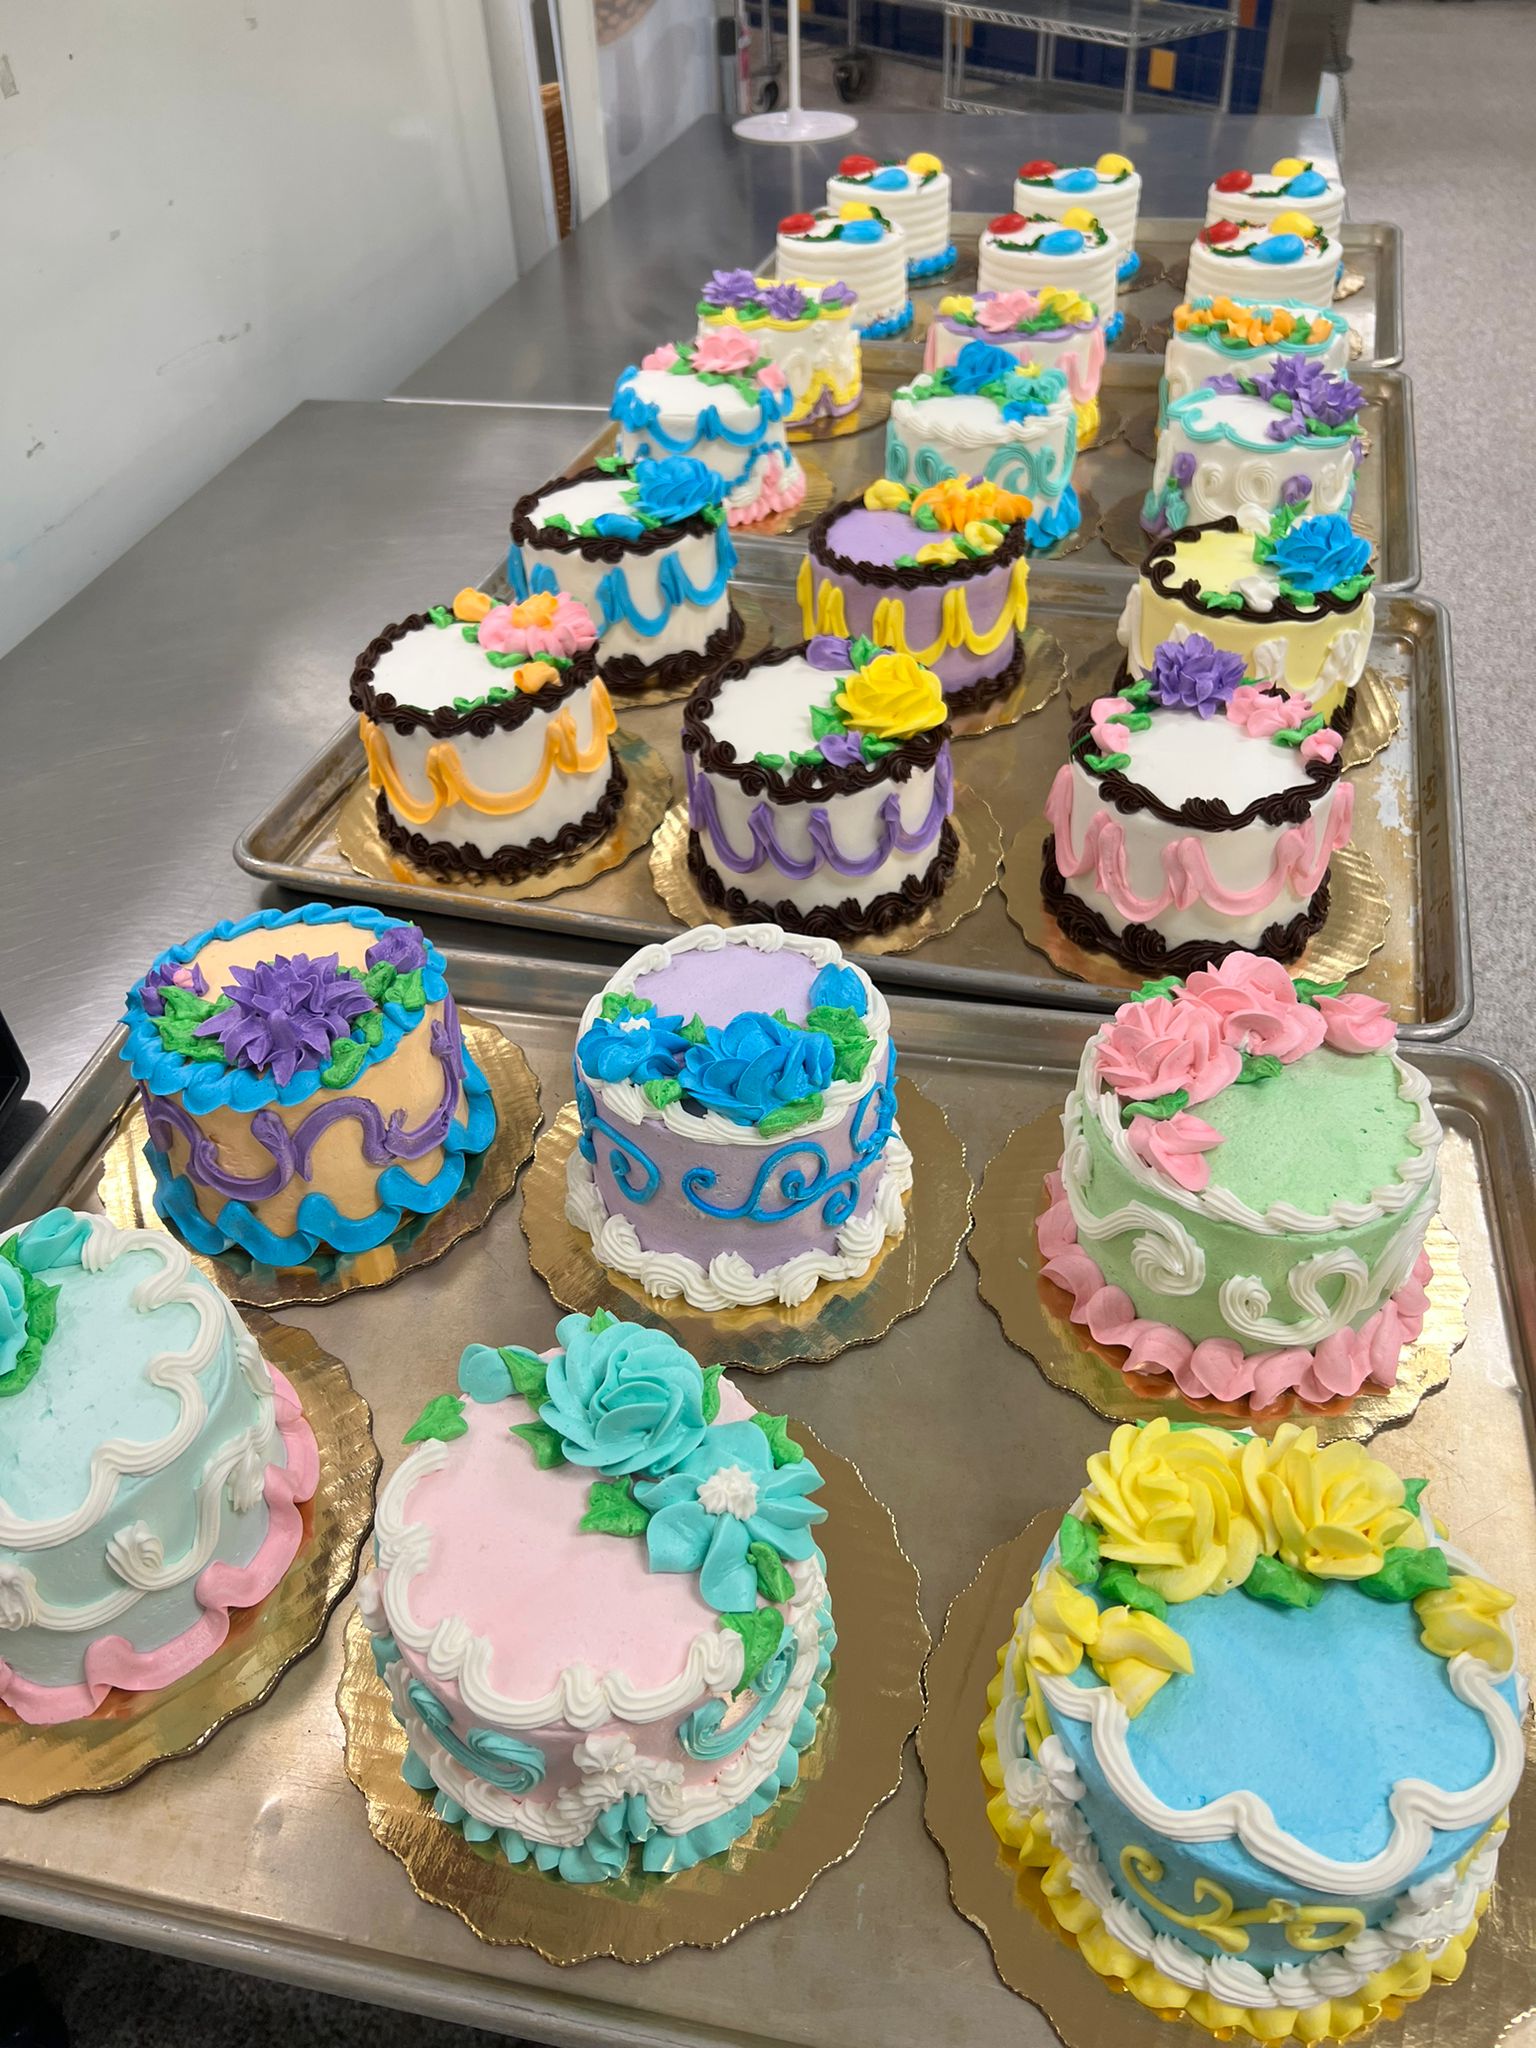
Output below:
[565,924,910,1310]
[122,904,496,1265]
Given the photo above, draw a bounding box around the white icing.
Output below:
[777,212,908,326]
[1163,304,1351,413]
[826,169,952,264]
[888,380,1076,509]
[1186,224,1343,309]
[699,286,861,422]
[1204,176,1345,238]
[1152,388,1359,526]
[1014,169,1142,249]
[977,223,1120,319]
[613,366,800,521]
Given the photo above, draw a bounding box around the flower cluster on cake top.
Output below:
[833,148,944,188]
[541,454,729,543]
[1015,151,1135,189]
[938,287,1099,337]
[906,340,1070,422]
[1082,634,1342,775]
[783,632,948,770]
[696,272,858,324]
[1214,158,1333,201]
[985,209,1110,254]
[1172,295,1338,351]
[576,961,877,1140]
[401,1311,827,1687]
[1198,211,1331,264]
[1202,357,1364,440]
[636,332,791,400]
[416,587,599,709]
[0,1209,88,1400]
[861,476,1033,565]
[1022,1418,1514,1726]
[778,202,895,247]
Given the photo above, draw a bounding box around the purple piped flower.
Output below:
[1281,475,1313,506]
[365,924,428,974]
[1254,355,1362,427]
[818,730,866,767]
[1203,373,1244,396]
[702,268,758,309]
[198,952,374,1087]
[819,280,858,309]
[761,281,808,319]
[1150,634,1246,717]
[806,634,852,671]
[140,958,207,1018]
[1171,452,1197,488]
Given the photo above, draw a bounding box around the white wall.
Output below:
[0,0,517,658]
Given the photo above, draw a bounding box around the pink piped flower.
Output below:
[691,327,760,376]
[1314,991,1396,1053]
[1300,727,1343,765]
[757,361,789,392]
[477,590,597,657]
[1095,994,1242,1107]
[1182,954,1325,1063]
[1126,1109,1225,1192]
[1090,693,1133,754]
[1226,683,1308,740]
[640,341,679,371]
[976,290,1038,333]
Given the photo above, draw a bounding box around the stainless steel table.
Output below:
[390,109,1337,410]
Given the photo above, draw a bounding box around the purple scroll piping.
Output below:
[686,750,953,879]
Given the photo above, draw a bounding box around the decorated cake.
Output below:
[983,1421,1521,2040]
[509,456,738,697]
[612,338,801,529]
[123,905,497,1266]
[825,150,954,277]
[1142,363,1365,537]
[1119,513,1377,721]
[888,344,1080,549]
[1013,153,1142,279]
[1161,297,1351,424]
[1036,960,1442,1406]
[696,270,861,427]
[1187,216,1343,309]
[1044,639,1355,971]
[776,205,911,337]
[682,633,955,938]
[1208,158,1346,238]
[363,1313,831,1880]
[0,1209,319,1724]
[798,478,1032,716]
[352,588,622,881]
[566,925,908,1308]
[977,212,1123,341]
[925,289,1105,423]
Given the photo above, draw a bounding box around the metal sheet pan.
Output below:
[0,953,1529,2048]
[235,579,1470,1041]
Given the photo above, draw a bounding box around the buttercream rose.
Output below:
[701,267,757,309]
[680,1012,834,1125]
[946,339,1017,395]
[478,590,597,657]
[538,1311,709,1477]
[1093,994,1241,1107]
[1151,634,1245,716]
[0,1261,28,1383]
[1415,1574,1516,1675]
[365,924,427,975]
[577,1004,689,1084]
[639,341,679,371]
[1225,682,1308,739]
[1239,1425,1425,1580]
[1267,511,1373,593]
[1313,991,1395,1053]
[1125,1109,1224,1192]
[975,290,1037,333]
[1082,1418,1260,1602]
[1181,954,1325,1063]
[760,281,808,319]
[691,328,761,376]
[633,455,726,527]
[835,650,946,740]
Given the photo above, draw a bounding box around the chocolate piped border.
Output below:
[374,760,626,883]
[1042,836,1329,975]
[682,640,950,799]
[806,490,1029,592]
[1142,515,1375,627]
[510,463,721,562]
[602,606,744,697]
[941,632,1026,718]
[687,820,960,940]
[351,615,598,739]
[1069,685,1353,831]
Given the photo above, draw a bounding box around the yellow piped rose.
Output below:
[1083,1418,1260,1603]
[1040,285,1094,325]
[1088,1605,1193,1717]
[914,538,965,566]
[452,587,493,623]
[1026,1566,1100,1676]
[513,659,559,694]
[937,293,975,319]
[1239,1426,1424,1581]
[835,649,947,739]
[1416,1575,1517,1675]
[863,478,913,512]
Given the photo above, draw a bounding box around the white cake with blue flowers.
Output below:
[565,925,909,1311]
[611,337,803,529]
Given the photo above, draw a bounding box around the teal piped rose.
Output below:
[538,1310,711,1477]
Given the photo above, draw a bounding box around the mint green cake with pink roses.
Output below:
[1038,954,1443,1408]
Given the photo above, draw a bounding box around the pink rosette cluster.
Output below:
[976,290,1039,334]
[1089,694,1133,755]
[1125,1110,1223,1192]
[758,361,789,393]
[690,328,761,376]
[640,341,679,371]
[1315,990,1395,1052]
[1181,953,1326,1062]
[1094,993,1241,1106]
[1226,684,1310,739]
[478,591,598,658]
[1300,727,1343,765]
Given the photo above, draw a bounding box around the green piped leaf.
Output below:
[1236,1053,1283,1086]
[588,1308,617,1334]
[354,1005,385,1049]
[425,604,453,627]
[510,1419,568,1469]
[403,1394,467,1445]
[1242,1554,1321,1610]
[1123,710,1154,732]
[1294,977,1346,1005]
[1356,1544,1451,1603]
[1056,1512,1100,1586]
[1097,1561,1168,1619]
[720,1608,787,1693]
[848,634,880,669]
[499,1346,549,1404]
[362,961,397,1002]
[1121,677,1155,708]
[754,751,787,770]
[701,1363,724,1424]
[542,512,576,534]
[757,1093,825,1137]
[0,1240,59,1400]
[1083,749,1131,775]
[751,1413,803,1467]
[580,1476,651,1537]
[482,649,521,669]
[1274,714,1325,749]
[320,1035,370,1090]
[1331,572,1374,603]
[809,699,845,741]
[679,1014,708,1046]
[748,1541,796,1603]
[912,503,941,533]
[804,1004,875,1083]
[594,453,625,475]
[1120,1088,1190,1126]
[642,1075,684,1109]
[1129,976,1182,1004]
[1199,590,1246,613]
[1403,1477,1429,1515]
[151,987,233,1062]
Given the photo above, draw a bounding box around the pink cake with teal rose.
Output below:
[611,335,802,529]
[798,476,1032,717]
[566,925,908,1312]
[0,1208,318,1724]
[362,1311,831,1882]
[1038,956,1442,1408]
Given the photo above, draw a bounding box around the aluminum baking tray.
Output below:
[234,577,1470,1040]
[0,955,1530,2048]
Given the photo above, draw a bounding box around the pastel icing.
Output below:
[1187,218,1343,310]
[977,213,1121,327]
[1161,297,1352,426]
[1013,159,1141,253]
[1143,372,1365,539]
[775,207,911,332]
[1206,162,1346,238]
[696,274,862,426]
[611,343,804,531]
[924,289,1106,409]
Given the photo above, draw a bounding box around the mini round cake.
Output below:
[925,289,1106,420]
[825,149,954,277]
[1037,959,1443,1405]
[1162,297,1351,424]
[1014,153,1142,278]
[1208,158,1346,238]
[1044,638,1355,970]
[1187,215,1342,309]
[682,633,955,938]
[799,477,1031,716]
[0,1209,319,1724]
[696,270,862,426]
[1142,363,1365,537]
[123,905,497,1265]
[984,1420,1523,2041]
[363,1312,831,1881]
[1120,512,1377,721]
[510,456,738,697]
[977,212,1123,340]
[776,205,910,336]
[611,338,802,530]
[352,588,622,881]
[888,344,1080,549]
[566,926,908,1308]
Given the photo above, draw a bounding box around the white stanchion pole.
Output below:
[734,0,857,141]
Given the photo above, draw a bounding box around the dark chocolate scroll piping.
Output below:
[510,464,721,562]
[1142,516,1374,627]
[351,615,598,739]
[688,821,960,940]
[941,631,1027,719]
[374,761,627,883]
[601,606,744,697]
